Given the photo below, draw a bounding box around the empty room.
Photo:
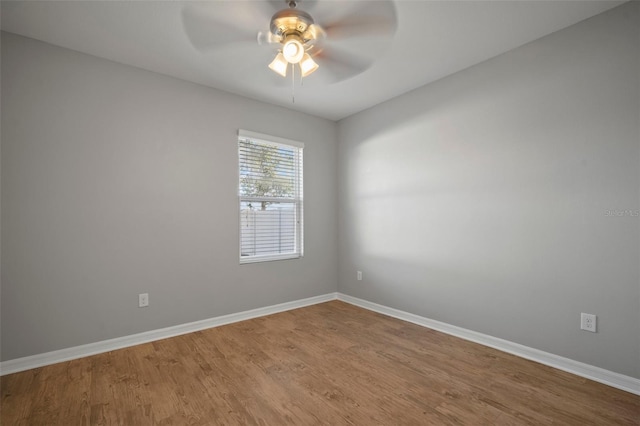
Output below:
[1,0,639,424]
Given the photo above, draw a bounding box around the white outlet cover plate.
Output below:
[139,293,149,308]
[580,313,596,332]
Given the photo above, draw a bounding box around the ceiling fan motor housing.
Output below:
[270,9,315,41]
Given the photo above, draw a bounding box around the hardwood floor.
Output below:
[1,301,639,425]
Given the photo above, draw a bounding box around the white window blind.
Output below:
[238,130,303,263]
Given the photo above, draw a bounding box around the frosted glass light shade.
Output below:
[282,36,304,64]
[300,53,319,77]
[268,53,288,77]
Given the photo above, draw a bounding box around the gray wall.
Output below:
[337,2,639,378]
[1,32,338,361]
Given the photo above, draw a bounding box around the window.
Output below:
[238,130,303,263]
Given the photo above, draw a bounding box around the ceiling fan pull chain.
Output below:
[291,63,296,104]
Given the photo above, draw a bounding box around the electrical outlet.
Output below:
[357,271,362,281]
[580,313,596,332]
[139,293,149,308]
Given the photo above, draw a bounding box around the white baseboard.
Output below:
[337,293,640,396]
[0,292,338,376]
[2,291,638,396]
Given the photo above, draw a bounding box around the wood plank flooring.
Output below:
[1,301,639,425]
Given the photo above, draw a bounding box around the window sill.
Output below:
[239,253,303,264]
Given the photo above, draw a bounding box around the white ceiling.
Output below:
[1,0,625,121]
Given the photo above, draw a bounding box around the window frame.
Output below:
[237,129,304,264]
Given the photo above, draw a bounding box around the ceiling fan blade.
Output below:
[181,2,277,52]
[309,45,373,84]
[322,1,397,41]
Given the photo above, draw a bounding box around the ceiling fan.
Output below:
[181,0,397,86]
[261,1,323,78]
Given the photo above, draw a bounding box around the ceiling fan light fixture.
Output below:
[268,52,288,77]
[300,53,319,77]
[282,35,304,64]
